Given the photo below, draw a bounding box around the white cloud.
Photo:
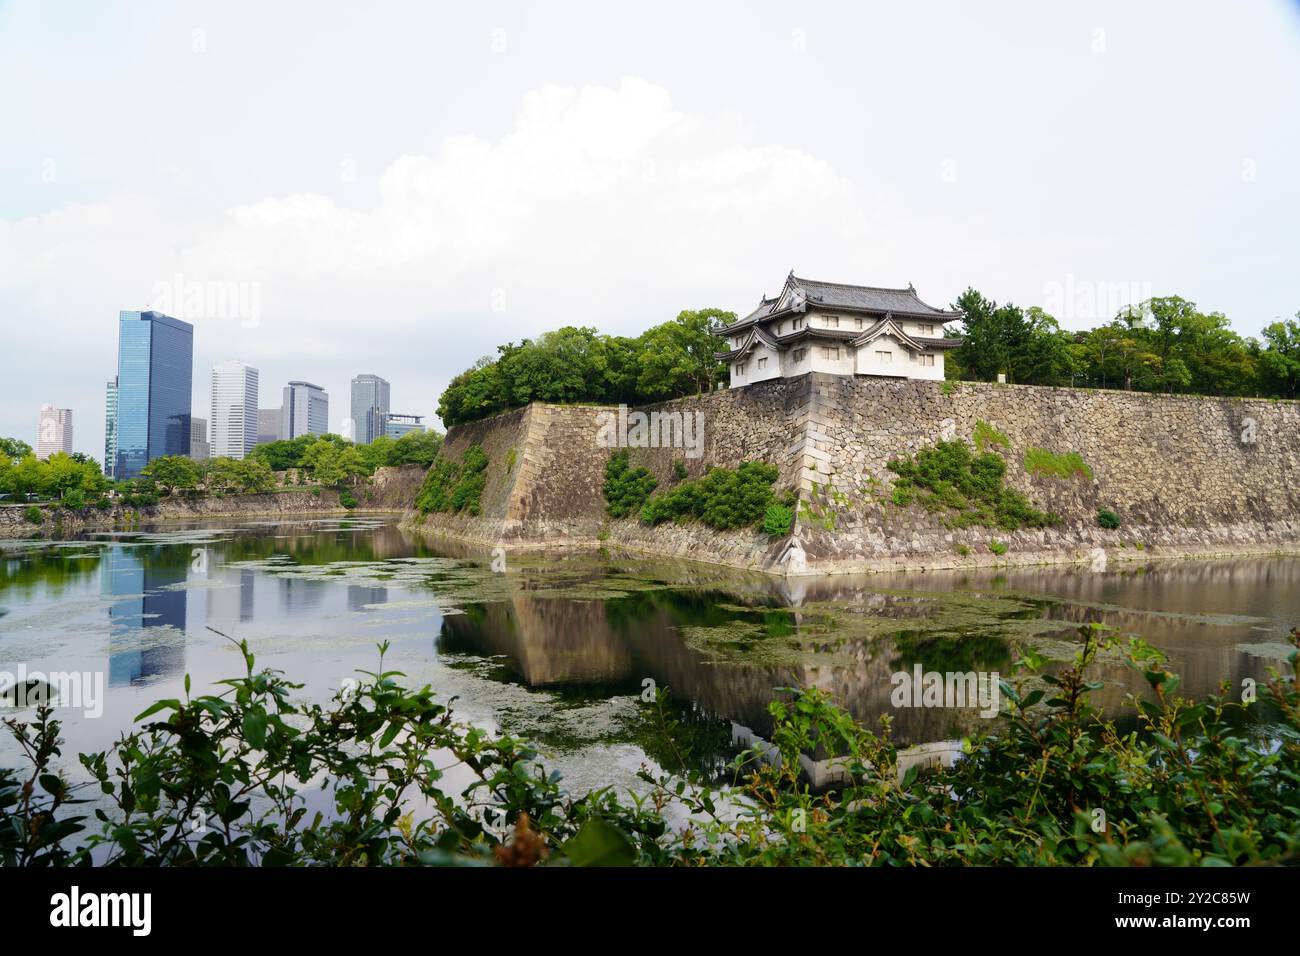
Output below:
[3,77,930,452]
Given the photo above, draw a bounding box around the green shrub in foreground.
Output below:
[23,505,44,524]
[2,626,1297,867]
[1097,508,1122,529]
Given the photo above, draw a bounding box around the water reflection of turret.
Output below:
[438,586,1000,745]
[102,544,187,687]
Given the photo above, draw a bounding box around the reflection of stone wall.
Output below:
[412,373,1300,574]
[440,595,635,685]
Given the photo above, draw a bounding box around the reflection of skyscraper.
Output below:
[114,310,194,479]
[278,576,326,612]
[103,545,188,686]
[207,567,256,625]
[347,585,388,612]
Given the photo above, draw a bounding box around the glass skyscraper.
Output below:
[114,310,194,480]
[350,373,390,444]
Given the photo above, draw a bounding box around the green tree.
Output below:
[390,429,443,466]
[302,439,366,487]
[1258,315,1300,399]
[236,458,277,493]
[950,289,1029,382]
[141,455,203,495]
[636,308,733,399]
[7,454,45,500]
[0,438,32,463]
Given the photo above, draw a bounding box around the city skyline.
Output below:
[7,310,437,460]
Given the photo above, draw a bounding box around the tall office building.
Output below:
[114,310,194,479]
[190,417,210,461]
[384,413,426,439]
[257,408,282,445]
[104,378,118,478]
[210,361,260,459]
[36,405,73,459]
[350,374,390,444]
[281,381,328,439]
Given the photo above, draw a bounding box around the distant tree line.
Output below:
[0,428,443,510]
[0,442,109,509]
[437,309,732,426]
[250,429,442,474]
[947,289,1300,398]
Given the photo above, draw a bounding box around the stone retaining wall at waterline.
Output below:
[407,374,1300,575]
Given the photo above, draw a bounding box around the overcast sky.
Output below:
[2,0,1298,457]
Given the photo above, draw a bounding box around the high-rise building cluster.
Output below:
[79,311,425,480]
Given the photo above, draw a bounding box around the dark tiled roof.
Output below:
[715,272,963,336]
[912,336,965,350]
[790,275,959,318]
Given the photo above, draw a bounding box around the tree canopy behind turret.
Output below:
[437,309,732,426]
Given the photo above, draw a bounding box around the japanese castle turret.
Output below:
[714,272,965,387]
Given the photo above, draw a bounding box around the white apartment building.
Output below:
[210,361,260,459]
[36,405,73,459]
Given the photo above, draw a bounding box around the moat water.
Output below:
[2,517,1297,793]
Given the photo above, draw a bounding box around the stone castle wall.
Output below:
[411,374,1300,574]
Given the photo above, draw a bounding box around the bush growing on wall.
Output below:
[640,461,781,530]
[763,503,795,537]
[416,445,489,516]
[1097,508,1122,529]
[888,440,1060,531]
[1023,447,1094,481]
[602,451,658,518]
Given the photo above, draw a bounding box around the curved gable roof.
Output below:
[852,315,924,351]
[716,271,963,336]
